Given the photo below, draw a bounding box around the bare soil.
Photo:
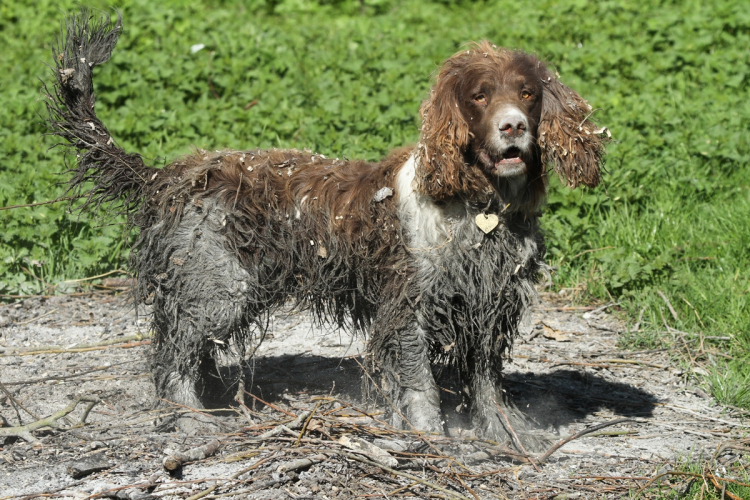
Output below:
[0,291,747,499]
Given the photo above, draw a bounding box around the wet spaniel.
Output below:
[46,11,606,448]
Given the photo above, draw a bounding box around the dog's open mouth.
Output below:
[495,147,524,166]
[478,147,526,174]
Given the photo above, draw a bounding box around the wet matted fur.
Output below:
[44,10,607,448]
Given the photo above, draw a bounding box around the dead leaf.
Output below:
[542,325,572,342]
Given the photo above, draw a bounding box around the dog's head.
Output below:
[416,41,606,212]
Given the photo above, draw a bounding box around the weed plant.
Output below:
[1,0,748,408]
[637,453,750,499]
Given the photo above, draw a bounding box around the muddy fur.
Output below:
[44,12,151,214]
[44,10,606,449]
[136,148,414,412]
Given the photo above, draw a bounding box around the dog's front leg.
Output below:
[471,369,513,443]
[390,323,442,433]
[471,367,545,452]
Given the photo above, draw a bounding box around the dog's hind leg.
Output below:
[141,200,262,431]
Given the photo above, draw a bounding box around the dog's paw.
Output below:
[152,409,230,435]
[475,403,551,453]
[392,388,443,434]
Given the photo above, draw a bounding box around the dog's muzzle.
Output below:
[481,106,533,177]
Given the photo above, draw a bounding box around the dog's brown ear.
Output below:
[538,67,607,188]
[416,65,476,200]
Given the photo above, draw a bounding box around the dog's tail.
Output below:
[44,9,156,216]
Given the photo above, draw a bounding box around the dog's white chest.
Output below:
[395,155,489,253]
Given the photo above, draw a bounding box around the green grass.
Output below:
[1,0,749,412]
[636,453,750,499]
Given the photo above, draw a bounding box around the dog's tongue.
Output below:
[497,157,523,165]
[497,150,523,165]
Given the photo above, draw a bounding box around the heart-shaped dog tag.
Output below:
[475,213,499,234]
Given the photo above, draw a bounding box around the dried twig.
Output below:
[657,290,679,322]
[2,334,151,356]
[15,309,58,325]
[63,269,131,283]
[0,196,79,211]
[586,302,621,315]
[536,418,633,463]
[232,173,243,210]
[635,469,749,499]
[0,379,39,422]
[185,453,278,500]
[86,473,160,499]
[220,450,260,463]
[493,400,540,471]
[705,467,743,500]
[2,363,122,386]
[595,358,665,369]
[295,401,321,446]
[551,358,666,369]
[448,465,481,500]
[0,291,108,300]
[330,450,471,500]
[661,404,750,429]
[258,410,311,439]
[0,396,100,443]
[244,389,296,417]
[338,434,398,468]
[713,438,750,460]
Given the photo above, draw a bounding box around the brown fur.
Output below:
[147,146,410,259]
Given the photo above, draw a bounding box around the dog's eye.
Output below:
[473,94,487,104]
[520,90,533,100]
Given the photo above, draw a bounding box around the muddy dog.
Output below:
[44,10,606,447]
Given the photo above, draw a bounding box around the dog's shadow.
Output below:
[239,354,364,405]
[207,354,657,435]
[437,368,658,433]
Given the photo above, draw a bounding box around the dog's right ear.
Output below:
[537,66,607,188]
[415,65,473,200]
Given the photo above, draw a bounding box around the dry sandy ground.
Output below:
[0,291,747,499]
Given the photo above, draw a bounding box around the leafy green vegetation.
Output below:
[1,0,748,410]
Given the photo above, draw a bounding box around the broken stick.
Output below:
[163,440,221,472]
[0,395,100,444]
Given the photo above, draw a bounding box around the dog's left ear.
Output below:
[538,67,607,188]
